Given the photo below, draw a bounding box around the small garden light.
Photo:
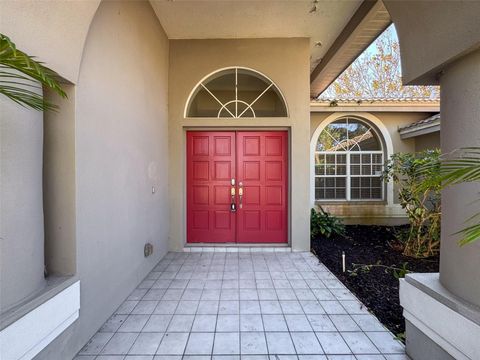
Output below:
[342,251,346,273]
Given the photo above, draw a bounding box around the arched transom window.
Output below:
[315,117,384,201]
[186,67,287,118]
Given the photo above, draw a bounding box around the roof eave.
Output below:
[399,119,441,139]
[310,0,391,98]
[310,100,440,113]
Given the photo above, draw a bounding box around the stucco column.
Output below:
[0,96,46,312]
[398,49,480,360]
[382,3,480,358]
[439,49,480,306]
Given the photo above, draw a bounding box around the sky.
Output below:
[364,24,397,56]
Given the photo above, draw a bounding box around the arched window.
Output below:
[186,67,288,118]
[315,117,385,201]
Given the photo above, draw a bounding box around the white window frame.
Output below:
[310,113,394,205]
[184,66,289,118]
[314,150,384,201]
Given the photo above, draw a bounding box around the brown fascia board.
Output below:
[310,0,391,98]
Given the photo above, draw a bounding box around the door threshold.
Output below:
[183,244,292,253]
[186,243,289,247]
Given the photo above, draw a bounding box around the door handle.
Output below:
[238,182,243,209]
[230,186,236,212]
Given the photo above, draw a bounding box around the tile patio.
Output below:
[76,251,408,360]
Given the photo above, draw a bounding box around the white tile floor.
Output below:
[76,251,408,360]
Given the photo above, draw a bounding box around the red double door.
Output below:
[187,131,288,243]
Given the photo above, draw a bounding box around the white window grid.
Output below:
[196,67,276,118]
[315,150,384,201]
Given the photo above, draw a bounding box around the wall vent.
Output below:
[144,243,153,257]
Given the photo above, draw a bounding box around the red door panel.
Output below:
[236,131,288,243]
[187,131,288,244]
[187,132,236,242]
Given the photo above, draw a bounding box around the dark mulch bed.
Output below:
[311,225,439,336]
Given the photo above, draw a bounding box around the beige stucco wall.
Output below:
[35,1,170,358]
[0,1,102,312]
[43,86,77,277]
[168,38,311,251]
[0,90,46,312]
[0,0,100,83]
[310,111,433,224]
[384,1,480,85]
[414,132,440,152]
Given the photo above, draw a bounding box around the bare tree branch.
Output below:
[321,25,440,100]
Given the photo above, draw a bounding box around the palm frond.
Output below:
[455,223,480,246]
[436,148,480,186]
[0,84,50,111]
[0,33,66,111]
[430,147,480,246]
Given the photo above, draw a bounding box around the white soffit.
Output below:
[149,0,362,72]
[310,0,391,97]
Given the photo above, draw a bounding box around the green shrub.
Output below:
[311,207,346,239]
[383,150,441,258]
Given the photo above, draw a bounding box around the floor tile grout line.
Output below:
[305,254,385,357]
[304,254,360,357]
[97,255,179,357]
[183,252,211,358]
[286,254,323,356]
[211,251,222,357]
[156,254,190,356]
[250,254,268,355]
[237,252,246,354]
[268,253,294,356]
[78,252,406,358]
[271,254,296,354]
[141,256,177,357]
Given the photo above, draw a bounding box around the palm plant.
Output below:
[435,147,480,245]
[0,33,66,111]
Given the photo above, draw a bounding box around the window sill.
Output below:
[315,200,387,206]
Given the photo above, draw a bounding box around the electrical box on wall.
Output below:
[144,243,153,257]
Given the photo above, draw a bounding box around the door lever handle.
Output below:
[238,182,243,209]
[230,186,236,212]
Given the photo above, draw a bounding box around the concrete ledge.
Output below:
[405,273,480,326]
[0,280,80,360]
[400,273,480,360]
[0,276,78,330]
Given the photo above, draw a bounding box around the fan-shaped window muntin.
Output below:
[186,67,288,118]
[315,117,385,201]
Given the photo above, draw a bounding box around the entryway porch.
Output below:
[76,251,406,359]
